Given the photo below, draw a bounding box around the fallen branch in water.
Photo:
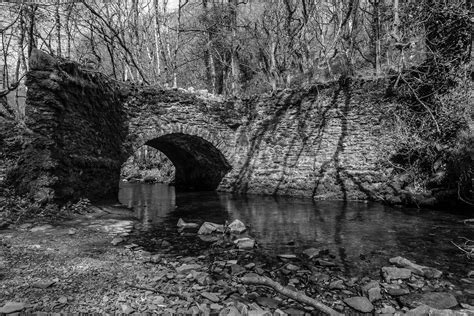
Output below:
[123,281,188,300]
[451,239,473,259]
[239,274,342,316]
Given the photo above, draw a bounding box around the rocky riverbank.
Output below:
[0,205,473,315]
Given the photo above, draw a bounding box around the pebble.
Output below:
[176,263,202,274]
[329,280,345,290]
[30,225,53,232]
[111,237,124,245]
[201,292,220,303]
[245,263,256,269]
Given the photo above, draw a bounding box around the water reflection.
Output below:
[118,182,473,277]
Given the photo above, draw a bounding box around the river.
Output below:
[118,181,473,280]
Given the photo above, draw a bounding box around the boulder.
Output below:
[228,219,246,233]
[389,256,442,279]
[344,296,374,313]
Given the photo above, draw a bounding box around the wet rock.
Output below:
[234,238,255,249]
[303,247,320,259]
[111,237,124,246]
[219,306,241,316]
[316,259,336,267]
[285,263,299,271]
[0,302,26,314]
[329,280,345,290]
[460,303,474,310]
[176,263,202,274]
[177,218,199,229]
[199,235,221,242]
[389,256,442,279]
[381,266,411,281]
[404,304,469,316]
[344,296,374,313]
[231,264,246,275]
[248,310,271,316]
[379,305,396,314]
[278,254,297,260]
[386,286,410,296]
[361,280,380,293]
[161,240,171,247]
[399,292,458,309]
[30,224,53,232]
[283,308,305,315]
[198,222,225,235]
[121,304,134,314]
[256,297,279,309]
[228,219,246,233]
[245,263,256,269]
[201,292,220,302]
[368,286,383,302]
[32,279,56,289]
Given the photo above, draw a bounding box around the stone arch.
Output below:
[130,124,232,190]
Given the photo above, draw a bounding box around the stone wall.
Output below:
[14,50,402,203]
[219,78,396,201]
[8,49,128,202]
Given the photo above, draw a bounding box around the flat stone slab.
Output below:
[381,266,412,281]
[344,296,374,313]
[399,292,458,310]
[0,302,26,314]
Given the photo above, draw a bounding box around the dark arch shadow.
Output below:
[145,133,231,191]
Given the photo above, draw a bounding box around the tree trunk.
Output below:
[55,0,62,56]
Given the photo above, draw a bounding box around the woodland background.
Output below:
[0,0,472,206]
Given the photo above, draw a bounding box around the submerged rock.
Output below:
[399,292,458,309]
[344,296,374,313]
[389,256,442,279]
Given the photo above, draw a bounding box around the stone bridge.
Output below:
[11,50,397,203]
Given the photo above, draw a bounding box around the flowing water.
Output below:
[118,182,473,280]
